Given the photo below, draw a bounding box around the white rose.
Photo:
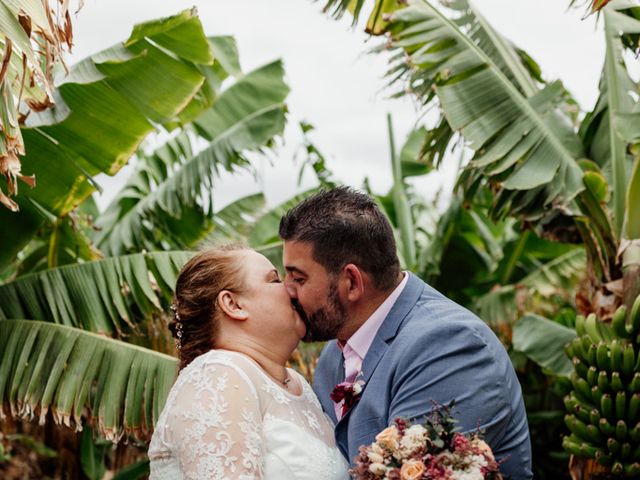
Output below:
[451,465,484,480]
[369,462,387,476]
[371,443,385,456]
[397,424,428,459]
[367,451,384,464]
[352,382,363,395]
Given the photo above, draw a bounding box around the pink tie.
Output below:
[334,344,361,420]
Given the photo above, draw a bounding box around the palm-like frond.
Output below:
[418,196,507,289]
[387,1,584,220]
[0,319,177,443]
[94,61,289,256]
[0,252,193,335]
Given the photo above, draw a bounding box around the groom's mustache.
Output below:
[291,298,309,324]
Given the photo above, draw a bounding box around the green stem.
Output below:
[387,113,416,268]
[47,221,60,269]
[625,156,640,239]
[604,12,627,237]
[500,230,530,285]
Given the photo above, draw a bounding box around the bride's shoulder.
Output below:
[171,350,262,394]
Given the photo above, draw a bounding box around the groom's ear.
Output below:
[217,290,249,321]
[341,264,365,302]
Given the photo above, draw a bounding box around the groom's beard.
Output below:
[299,283,347,342]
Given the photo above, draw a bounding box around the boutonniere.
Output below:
[330,378,366,416]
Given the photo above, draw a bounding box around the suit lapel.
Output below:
[359,273,424,385]
[334,274,425,450]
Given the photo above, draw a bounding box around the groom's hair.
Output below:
[279,186,400,291]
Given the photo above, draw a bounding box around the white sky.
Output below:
[68,0,606,211]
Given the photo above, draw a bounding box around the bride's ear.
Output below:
[217,290,249,321]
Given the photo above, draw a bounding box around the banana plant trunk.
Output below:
[623,241,640,310]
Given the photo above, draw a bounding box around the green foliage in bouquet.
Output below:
[563,294,640,476]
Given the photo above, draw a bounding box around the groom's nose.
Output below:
[284,276,297,298]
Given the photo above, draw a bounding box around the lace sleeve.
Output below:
[164,361,265,479]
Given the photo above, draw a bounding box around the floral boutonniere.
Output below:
[330,378,366,417]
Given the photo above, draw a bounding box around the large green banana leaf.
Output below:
[475,248,586,333]
[387,1,584,220]
[579,3,640,235]
[201,193,267,246]
[0,252,193,335]
[0,319,177,442]
[0,9,214,269]
[242,189,320,271]
[94,61,289,256]
[512,314,576,377]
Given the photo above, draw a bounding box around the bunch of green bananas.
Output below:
[563,294,640,476]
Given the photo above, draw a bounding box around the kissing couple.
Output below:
[148,187,533,479]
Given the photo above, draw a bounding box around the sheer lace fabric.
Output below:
[148,350,349,479]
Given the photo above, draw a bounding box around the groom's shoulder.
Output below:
[394,278,500,351]
[403,278,486,329]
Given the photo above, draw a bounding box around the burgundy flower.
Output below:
[330,379,365,416]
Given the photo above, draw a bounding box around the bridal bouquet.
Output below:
[350,403,502,480]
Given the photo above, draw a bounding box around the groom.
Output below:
[279,187,532,479]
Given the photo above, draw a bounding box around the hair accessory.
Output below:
[170,303,183,350]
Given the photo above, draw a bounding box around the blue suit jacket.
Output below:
[312,273,532,479]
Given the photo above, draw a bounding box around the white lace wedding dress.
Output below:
[148,349,349,479]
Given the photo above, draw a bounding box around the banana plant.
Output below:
[0,319,177,443]
[0,9,216,270]
[323,0,639,317]
[94,58,289,256]
[0,10,293,450]
[0,251,192,441]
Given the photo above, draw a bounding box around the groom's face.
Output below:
[283,241,348,342]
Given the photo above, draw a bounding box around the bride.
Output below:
[148,246,349,479]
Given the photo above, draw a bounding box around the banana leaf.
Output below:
[512,314,576,377]
[0,252,193,335]
[0,319,177,442]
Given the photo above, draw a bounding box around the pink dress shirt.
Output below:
[333,273,409,419]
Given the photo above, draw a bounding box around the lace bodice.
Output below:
[148,350,349,479]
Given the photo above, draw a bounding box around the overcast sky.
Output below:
[69,0,607,211]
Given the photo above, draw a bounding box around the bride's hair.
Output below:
[170,245,247,369]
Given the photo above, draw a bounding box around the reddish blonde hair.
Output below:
[170,245,248,369]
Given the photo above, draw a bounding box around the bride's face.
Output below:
[238,250,306,341]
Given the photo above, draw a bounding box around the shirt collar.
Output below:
[338,272,409,360]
